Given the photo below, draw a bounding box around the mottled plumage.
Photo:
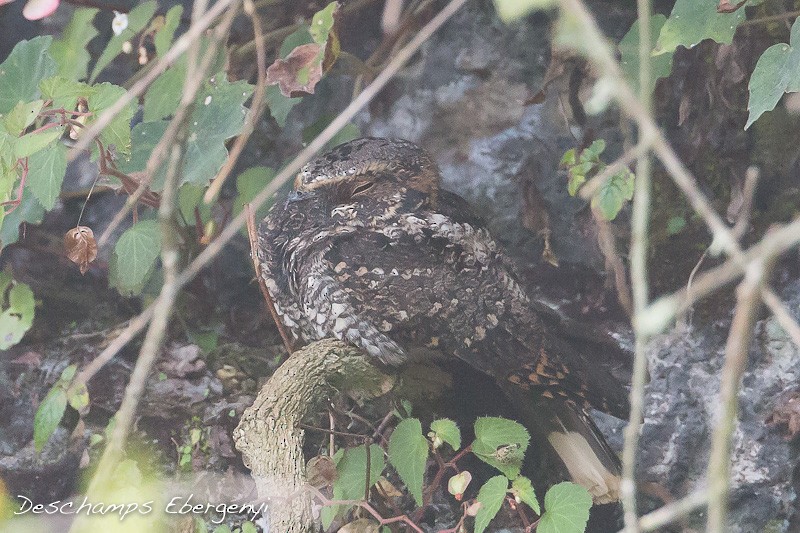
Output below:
[258,138,629,502]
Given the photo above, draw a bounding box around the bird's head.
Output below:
[288,138,440,208]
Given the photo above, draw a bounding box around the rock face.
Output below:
[639,287,800,532]
[356,2,799,530]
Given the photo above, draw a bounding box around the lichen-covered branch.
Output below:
[233,338,392,533]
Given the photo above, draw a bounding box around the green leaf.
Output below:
[39,77,95,111]
[537,482,592,533]
[123,74,254,189]
[492,0,555,23]
[34,386,67,452]
[49,8,99,81]
[67,382,90,411]
[87,82,135,158]
[567,169,586,197]
[239,522,257,533]
[472,417,530,479]
[280,26,314,57]
[580,139,605,161]
[512,476,540,515]
[14,128,63,159]
[619,14,674,96]
[746,19,800,129]
[143,38,228,123]
[559,148,576,167]
[309,2,338,44]
[3,100,44,136]
[112,219,162,295]
[27,141,67,210]
[266,84,300,127]
[388,417,429,506]
[89,0,158,83]
[323,444,385,529]
[473,475,508,533]
[155,5,184,57]
[0,192,46,250]
[654,0,746,56]
[0,131,16,169]
[59,364,77,382]
[667,215,686,235]
[0,36,57,115]
[591,168,635,221]
[143,65,184,122]
[429,418,461,451]
[0,274,35,349]
[234,166,275,223]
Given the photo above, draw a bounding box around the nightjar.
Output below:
[258,137,629,503]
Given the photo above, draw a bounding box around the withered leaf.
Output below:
[266,43,324,97]
[64,226,98,275]
[306,455,338,488]
[717,0,747,13]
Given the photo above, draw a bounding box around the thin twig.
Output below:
[706,257,772,532]
[245,203,294,354]
[621,0,652,530]
[203,0,270,204]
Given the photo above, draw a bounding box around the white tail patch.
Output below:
[547,431,621,504]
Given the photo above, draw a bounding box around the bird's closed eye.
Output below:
[352,182,375,196]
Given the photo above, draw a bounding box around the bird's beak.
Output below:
[286,189,317,205]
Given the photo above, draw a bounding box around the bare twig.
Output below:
[203,0,270,204]
[629,489,709,532]
[245,203,294,354]
[621,0,653,529]
[706,258,772,532]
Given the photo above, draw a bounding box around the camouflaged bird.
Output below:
[258,137,629,503]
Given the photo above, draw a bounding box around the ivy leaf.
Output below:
[429,418,461,451]
[266,2,341,97]
[0,36,57,115]
[265,84,301,127]
[537,482,592,533]
[511,476,540,515]
[143,37,227,122]
[472,417,530,479]
[234,166,275,224]
[27,141,67,210]
[654,0,746,56]
[388,417,429,506]
[745,18,800,129]
[322,444,384,530]
[591,168,635,221]
[87,82,135,158]
[89,0,158,83]
[0,272,35,349]
[123,75,254,189]
[492,0,556,23]
[619,14,674,96]
[473,475,508,533]
[34,386,67,452]
[39,77,95,111]
[14,128,63,159]
[111,219,162,295]
[154,5,183,57]
[49,8,99,81]
[3,100,44,136]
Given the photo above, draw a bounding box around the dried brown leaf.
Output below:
[717,0,747,14]
[266,43,324,97]
[306,455,338,488]
[64,226,98,275]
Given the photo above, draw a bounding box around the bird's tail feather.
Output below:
[511,391,622,504]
